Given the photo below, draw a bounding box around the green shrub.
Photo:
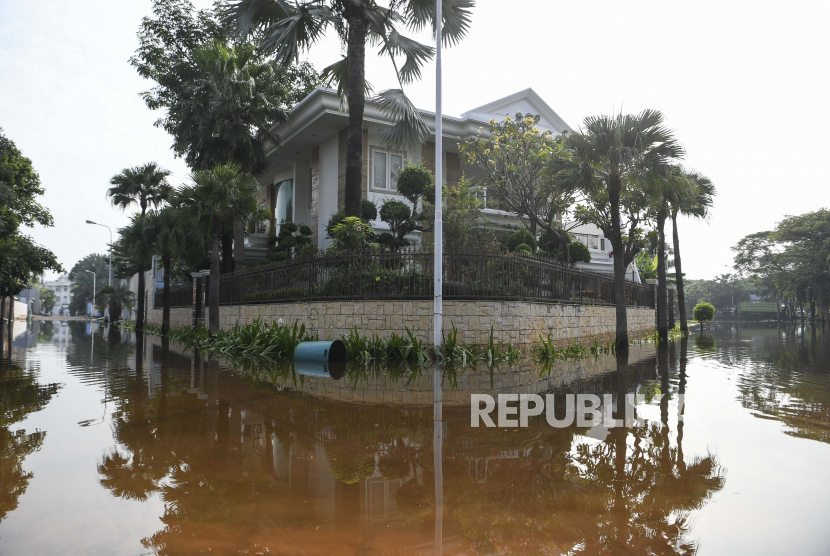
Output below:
[325,200,378,237]
[329,217,377,251]
[568,241,592,264]
[514,243,533,255]
[379,199,414,251]
[693,302,715,327]
[396,163,434,204]
[507,228,536,252]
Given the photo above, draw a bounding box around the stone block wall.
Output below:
[214,300,654,351]
[147,307,192,329]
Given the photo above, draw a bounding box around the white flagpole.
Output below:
[433,0,443,349]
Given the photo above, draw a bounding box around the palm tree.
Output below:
[108,163,172,330]
[144,207,187,336]
[646,166,695,342]
[113,216,155,325]
[222,0,474,218]
[669,169,715,333]
[562,111,683,353]
[174,164,261,333]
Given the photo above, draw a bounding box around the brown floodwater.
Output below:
[0,320,828,555]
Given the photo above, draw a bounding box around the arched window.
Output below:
[274,179,293,234]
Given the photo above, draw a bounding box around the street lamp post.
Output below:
[433,0,443,349]
[86,220,112,286]
[84,270,96,318]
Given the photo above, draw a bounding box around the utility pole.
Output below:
[433,0,443,349]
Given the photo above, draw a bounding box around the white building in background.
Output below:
[42,274,73,315]
[242,87,640,282]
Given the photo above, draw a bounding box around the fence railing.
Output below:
[153,284,192,309]
[213,249,653,308]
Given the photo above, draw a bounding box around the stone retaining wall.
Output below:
[203,300,654,351]
[147,307,191,330]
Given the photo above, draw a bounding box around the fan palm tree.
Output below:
[669,169,715,333]
[645,166,695,342]
[144,207,188,336]
[108,163,172,331]
[222,0,474,218]
[113,215,155,326]
[175,164,261,333]
[562,111,683,353]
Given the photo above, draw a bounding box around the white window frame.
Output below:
[370,148,406,193]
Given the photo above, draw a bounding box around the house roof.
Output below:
[460,88,573,133]
[265,87,572,160]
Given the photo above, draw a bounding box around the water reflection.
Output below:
[1,322,829,553]
[0,322,61,523]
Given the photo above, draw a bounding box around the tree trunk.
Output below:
[608,176,629,355]
[161,253,171,337]
[656,210,668,343]
[344,16,367,218]
[0,296,5,324]
[809,290,816,325]
[221,229,234,274]
[209,221,221,334]
[672,213,688,333]
[136,262,145,331]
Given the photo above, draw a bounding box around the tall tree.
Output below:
[222,0,474,218]
[462,114,580,258]
[108,163,172,330]
[174,164,261,333]
[668,168,715,333]
[68,254,110,316]
[144,207,187,336]
[0,129,61,306]
[113,217,156,323]
[562,111,683,353]
[133,1,319,271]
[645,166,696,342]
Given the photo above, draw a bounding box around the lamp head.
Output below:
[86,220,95,224]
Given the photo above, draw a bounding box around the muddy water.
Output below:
[0,320,828,555]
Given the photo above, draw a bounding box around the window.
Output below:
[274,179,293,233]
[371,149,404,192]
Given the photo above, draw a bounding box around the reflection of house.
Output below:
[243,87,639,281]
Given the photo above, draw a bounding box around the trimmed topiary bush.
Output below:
[693,301,715,329]
[507,228,536,252]
[396,163,434,204]
[568,240,592,264]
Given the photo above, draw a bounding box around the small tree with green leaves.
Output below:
[693,302,715,329]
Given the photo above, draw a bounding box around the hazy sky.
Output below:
[1,0,828,280]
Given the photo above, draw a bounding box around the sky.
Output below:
[1,0,828,281]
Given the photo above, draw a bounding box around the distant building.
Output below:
[42,274,73,315]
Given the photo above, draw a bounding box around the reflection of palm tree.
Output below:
[98,449,158,501]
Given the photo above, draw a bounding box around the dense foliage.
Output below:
[733,209,830,322]
[0,129,61,298]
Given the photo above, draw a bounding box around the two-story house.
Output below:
[238,87,638,282]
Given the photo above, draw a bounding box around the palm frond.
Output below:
[320,57,374,110]
[379,28,434,85]
[373,89,429,151]
[402,0,474,46]
[222,0,332,64]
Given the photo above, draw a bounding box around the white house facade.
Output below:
[42,274,73,316]
[242,87,640,283]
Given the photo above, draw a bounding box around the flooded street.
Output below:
[0,320,828,555]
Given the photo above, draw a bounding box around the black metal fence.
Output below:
[214,249,654,308]
[153,284,192,309]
